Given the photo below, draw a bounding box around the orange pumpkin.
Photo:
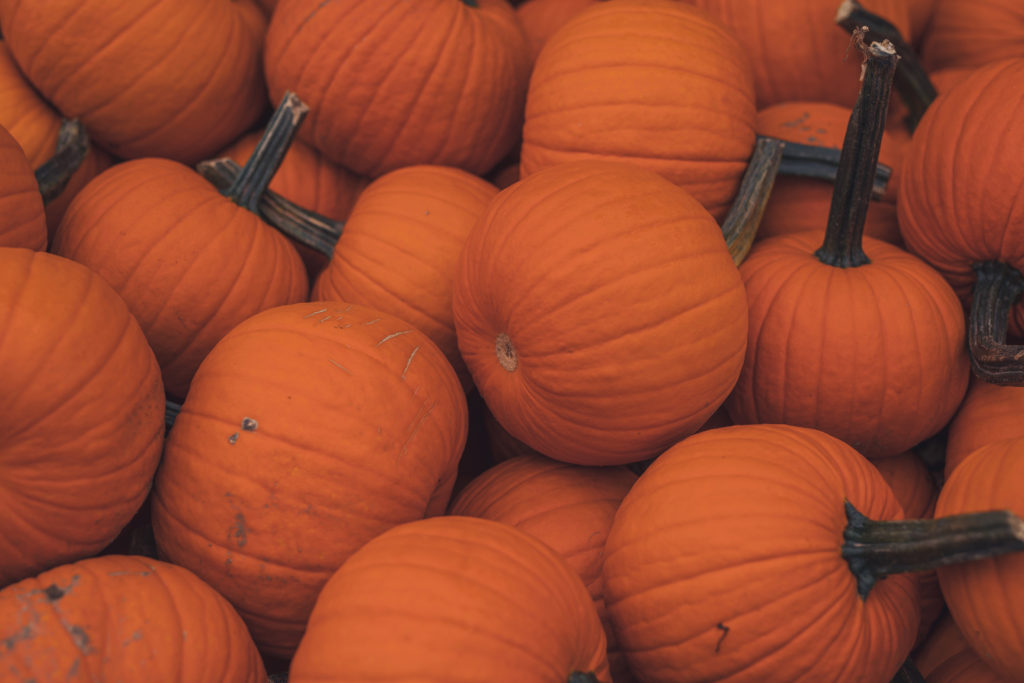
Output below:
[0,0,268,163]
[453,160,748,466]
[264,0,531,177]
[151,301,468,657]
[516,0,598,63]
[0,124,46,250]
[0,555,267,681]
[914,614,1009,683]
[290,516,610,682]
[921,0,1024,71]
[520,0,757,221]
[945,378,1024,478]
[0,248,164,587]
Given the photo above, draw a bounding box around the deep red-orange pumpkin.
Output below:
[945,377,1024,478]
[0,555,267,681]
[516,0,598,63]
[290,516,610,682]
[914,614,1009,683]
[0,248,164,587]
[921,0,1024,71]
[0,124,46,250]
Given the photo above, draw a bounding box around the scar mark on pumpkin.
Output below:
[376,330,413,346]
[304,307,328,318]
[241,417,258,432]
[363,318,382,325]
[228,433,239,444]
[714,623,729,653]
[402,347,420,379]
[229,513,248,548]
[328,359,352,374]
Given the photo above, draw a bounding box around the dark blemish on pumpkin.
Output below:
[402,347,420,379]
[304,307,328,319]
[495,333,518,372]
[424,210,430,216]
[68,625,94,654]
[230,513,248,548]
[242,417,258,432]
[800,125,811,131]
[807,136,819,143]
[817,128,828,134]
[714,623,729,653]
[122,630,143,646]
[43,584,64,601]
[782,113,810,127]
[2,625,32,651]
[376,330,413,346]
[228,432,239,444]
[328,359,352,374]
[297,1,335,31]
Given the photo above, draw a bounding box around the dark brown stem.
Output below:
[34,118,89,203]
[777,140,891,200]
[567,673,600,683]
[842,500,1024,599]
[815,35,898,269]
[221,91,308,213]
[722,136,785,264]
[836,0,937,132]
[968,261,1024,385]
[165,398,182,433]
[198,158,343,258]
[889,658,925,683]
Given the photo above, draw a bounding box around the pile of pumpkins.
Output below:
[1,0,1023,681]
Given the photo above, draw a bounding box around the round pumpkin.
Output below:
[290,516,610,682]
[0,555,266,681]
[0,248,164,587]
[0,123,46,250]
[945,377,1024,478]
[921,0,1024,71]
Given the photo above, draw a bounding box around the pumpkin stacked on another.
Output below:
[945,378,1024,477]
[914,614,1010,683]
[0,124,46,250]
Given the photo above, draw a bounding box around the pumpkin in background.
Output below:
[290,516,610,682]
[264,0,531,177]
[453,160,748,466]
[520,0,757,221]
[0,555,267,681]
[0,124,46,250]
[450,454,637,681]
[906,0,938,44]
[0,248,164,587]
[516,0,597,63]
[0,0,268,163]
[313,165,499,392]
[945,378,1024,478]
[152,302,468,657]
[921,0,1024,71]
[914,614,1010,683]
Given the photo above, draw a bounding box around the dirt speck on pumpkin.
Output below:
[495,333,518,372]
[229,513,248,548]
[241,417,258,432]
[228,432,239,444]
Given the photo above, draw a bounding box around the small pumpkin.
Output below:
[0,123,46,250]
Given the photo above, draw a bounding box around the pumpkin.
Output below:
[726,37,969,458]
[52,94,310,400]
[945,378,1024,478]
[312,165,499,392]
[453,160,748,466]
[906,0,938,43]
[0,248,164,587]
[0,123,46,250]
[516,0,598,63]
[914,614,1009,683]
[151,301,468,657]
[921,0,1024,72]
[264,0,531,177]
[0,0,268,163]
[289,516,610,682]
[0,555,266,681]
[520,0,757,221]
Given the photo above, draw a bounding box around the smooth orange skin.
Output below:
[0,124,45,250]
[0,555,267,682]
[52,158,308,401]
[914,615,1010,683]
[313,165,499,392]
[152,302,468,657]
[906,0,938,43]
[265,0,531,177]
[685,0,913,109]
[945,378,1024,478]
[922,0,1024,71]
[0,0,268,163]
[520,0,757,221]
[898,59,1024,337]
[290,516,610,682]
[935,440,1024,681]
[453,160,748,466]
[755,101,906,246]
[0,249,164,587]
[603,424,919,683]
[726,232,970,458]
[516,0,598,63]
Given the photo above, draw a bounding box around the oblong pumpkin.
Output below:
[0,248,164,587]
[0,555,266,681]
[453,160,748,466]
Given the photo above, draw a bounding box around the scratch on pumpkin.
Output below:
[399,403,435,459]
[377,330,413,346]
[328,359,352,374]
[304,307,328,319]
[402,347,420,379]
[715,623,729,653]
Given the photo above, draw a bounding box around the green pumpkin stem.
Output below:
[815,33,898,269]
[775,139,891,199]
[836,0,937,132]
[220,91,308,213]
[968,261,1024,385]
[721,135,785,264]
[842,500,1024,600]
[34,118,89,204]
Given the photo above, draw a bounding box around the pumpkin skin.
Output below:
[52,158,309,401]
[0,248,164,587]
[603,424,919,683]
[264,0,531,177]
[0,0,268,163]
[516,0,598,63]
[0,555,267,682]
[0,123,46,250]
[453,160,748,466]
[898,59,1024,338]
[289,516,610,682]
[921,0,1024,71]
[914,614,1010,683]
[945,378,1024,478]
[934,439,1024,681]
[520,0,757,221]
[151,301,468,657]
[313,165,499,392]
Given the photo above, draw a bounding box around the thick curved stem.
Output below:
[722,136,785,264]
[842,500,1024,599]
[34,118,89,203]
[815,34,898,269]
[968,261,1024,385]
[836,0,936,132]
[777,140,891,200]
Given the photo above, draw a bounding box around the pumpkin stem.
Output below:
[968,261,1024,385]
[775,139,891,199]
[721,136,785,265]
[889,658,926,683]
[567,673,600,683]
[835,0,936,132]
[815,34,898,269]
[198,157,343,258]
[841,500,1024,600]
[34,118,89,204]
[220,91,309,213]
[461,0,479,6]
[165,398,182,433]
